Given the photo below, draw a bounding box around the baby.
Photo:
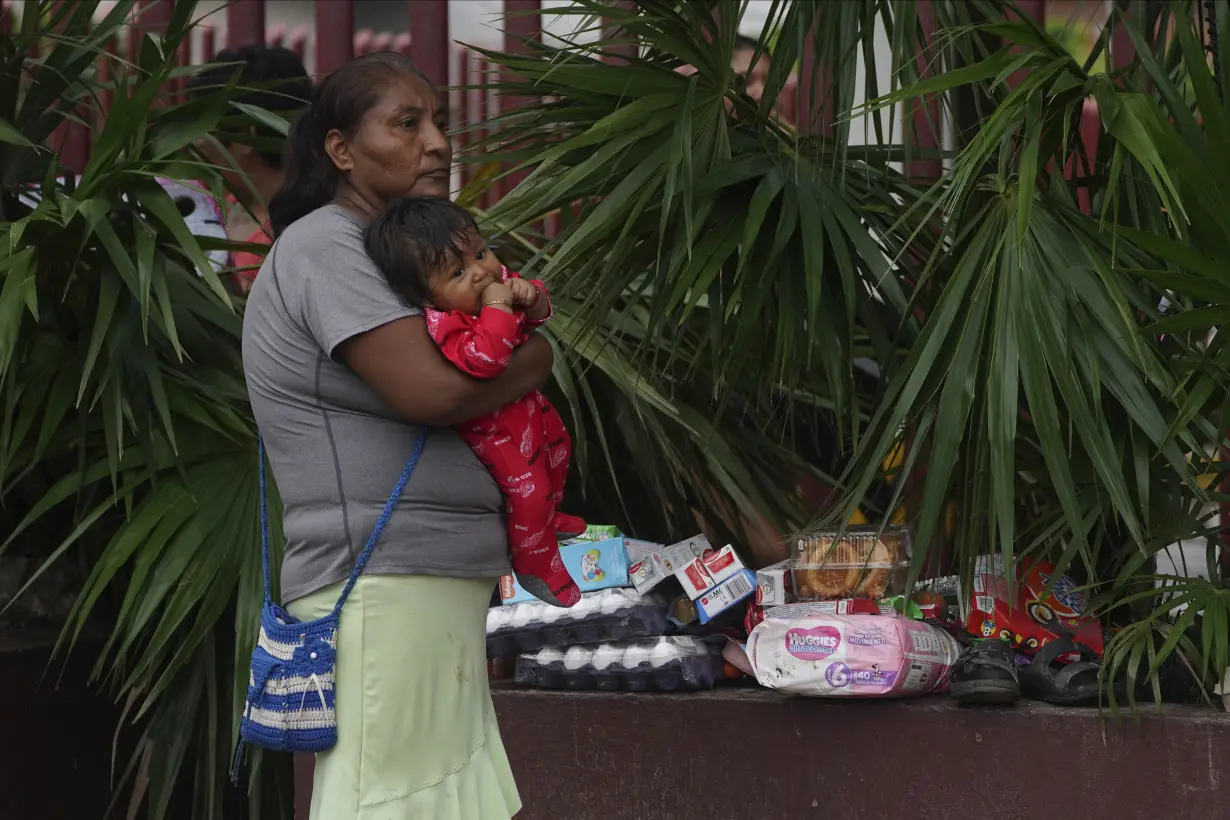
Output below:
[365,196,583,608]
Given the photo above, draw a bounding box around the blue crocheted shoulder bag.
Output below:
[230,429,427,782]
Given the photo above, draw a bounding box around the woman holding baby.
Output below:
[242,52,536,819]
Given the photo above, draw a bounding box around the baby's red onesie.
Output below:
[424,267,583,607]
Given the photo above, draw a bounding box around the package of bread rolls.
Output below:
[789,526,912,602]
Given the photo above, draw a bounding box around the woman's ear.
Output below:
[324,128,353,172]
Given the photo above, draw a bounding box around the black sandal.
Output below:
[949,639,1021,705]
[1018,638,1102,706]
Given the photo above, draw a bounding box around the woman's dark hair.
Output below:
[269,52,432,237]
[364,196,480,307]
[185,45,311,169]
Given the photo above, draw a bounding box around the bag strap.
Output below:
[258,429,428,613]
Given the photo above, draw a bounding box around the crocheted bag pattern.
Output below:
[231,430,427,781]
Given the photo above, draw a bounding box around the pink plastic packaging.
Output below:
[745,613,959,698]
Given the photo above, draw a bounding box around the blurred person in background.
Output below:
[731,33,770,105]
[675,33,794,126]
[187,45,312,292]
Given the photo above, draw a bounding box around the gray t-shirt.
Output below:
[242,204,510,603]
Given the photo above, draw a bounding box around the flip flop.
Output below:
[1018,638,1102,706]
[949,639,1021,705]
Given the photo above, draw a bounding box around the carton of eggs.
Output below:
[515,637,725,692]
[486,588,670,657]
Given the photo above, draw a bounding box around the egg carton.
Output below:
[514,636,725,692]
[486,588,670,657]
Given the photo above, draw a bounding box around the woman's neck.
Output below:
[331,183,385,221]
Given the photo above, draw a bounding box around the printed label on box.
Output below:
[701,544,745,586]
[659,535,712,573]
[629,552,669,595]
[756,561,793,607]
[677,557,716,600]
[696,570,757,624]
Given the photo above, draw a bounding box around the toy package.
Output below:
[963,556,1103,657]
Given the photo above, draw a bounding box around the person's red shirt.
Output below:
[226,194,273,292]
[231,222,272,290]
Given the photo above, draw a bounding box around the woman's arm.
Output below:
[337,315,553,426]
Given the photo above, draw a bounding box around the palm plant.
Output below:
[471,0,1230,704]
[3,1,897,816]
[1,2,293,816]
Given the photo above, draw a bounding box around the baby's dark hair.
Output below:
[364,196,480,307]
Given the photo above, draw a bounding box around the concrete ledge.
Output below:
[490,685,1229,820]
[0,633,123,818]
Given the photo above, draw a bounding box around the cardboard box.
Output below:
[658,535,747,600]
[623,538,663,562]
[701,544,745,586]
[658,535,712,573]
[498,536,630,604]
[696,570,757,624]
[628,552,669,595]
[674,556,717,599]
[755,559,795,607]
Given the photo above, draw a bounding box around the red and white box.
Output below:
[700,544,745,586]
[755,559,794,607]
[674,556,717,599]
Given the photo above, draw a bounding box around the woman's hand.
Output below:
[337,316,553,427]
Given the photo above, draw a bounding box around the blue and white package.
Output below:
[497,536,631,605]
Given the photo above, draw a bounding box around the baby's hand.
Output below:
[507,278,540,310]
[480,281,515,313]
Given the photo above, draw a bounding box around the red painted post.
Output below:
[201,25,216,61]
[905,0,942,183]
[799,35,833,136]
[315,1,355,76]
[479,55,498,210]
[1111,5,1136,73]
[0,2,11,35]
[130,0,172,62]
[601,0,638,63]
[226,0,265,50]
[290,26,309,62]
[96,43,113,127]
[458,48,474,189]
[500,0,542,198]
[1006,0,1045,89]
[409,0,450,89]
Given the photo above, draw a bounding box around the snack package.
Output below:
[963,555,1103,657]
[791,526,911,601]
[746,612,960,698]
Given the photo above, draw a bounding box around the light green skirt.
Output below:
[287,575,521,820]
